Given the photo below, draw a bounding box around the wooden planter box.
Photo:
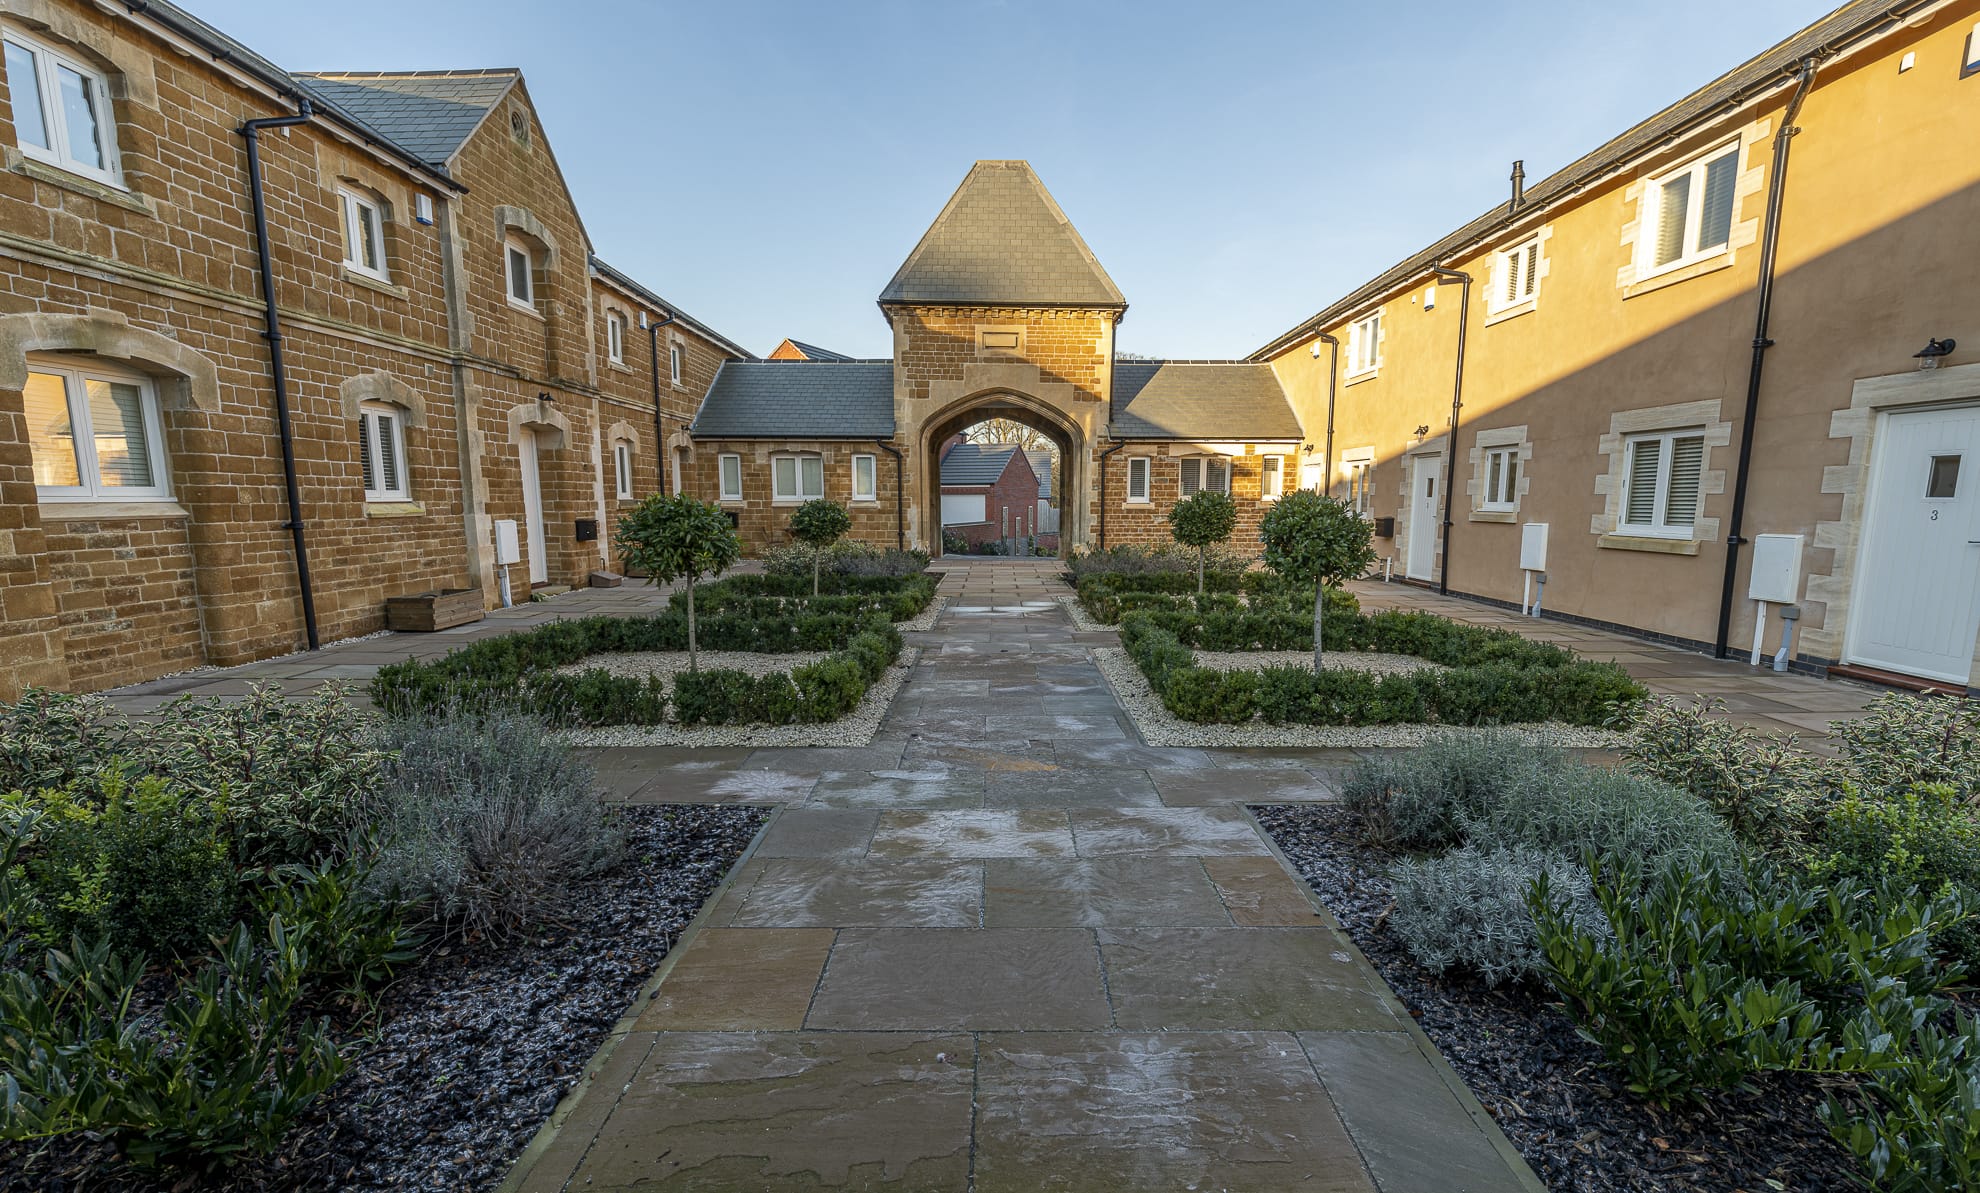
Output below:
[385,588,486,632]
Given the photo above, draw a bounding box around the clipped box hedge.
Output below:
[684,573,938,622]
[1119,608,1645,727]
[372,611,903,728]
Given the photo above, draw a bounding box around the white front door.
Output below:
[1406,453,1441,581]
[1848,403,1980,684]
[519,428,548,585]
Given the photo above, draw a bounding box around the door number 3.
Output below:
[1931,509,1941,521]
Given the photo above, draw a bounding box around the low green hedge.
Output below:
[371,612,903,727]
[1119,610,1644,727]
[1075,574,1347,626]
[677,573,936,622]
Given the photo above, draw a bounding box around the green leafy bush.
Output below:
[0,919,345,1169]
[1821,1008,1980,1193]
[1621,696,1823,850]
[1390,845,1605,986]
[14,775,235,962]
[1532,858,1962,1106]
[1065,542,1254,584]
[615,493,743,668]
[252,859,419,1009]
[1167,490,1239,593]
[367,709,623,940]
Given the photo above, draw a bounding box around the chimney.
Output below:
[940,432,966,460]
[1509,160,1526,215]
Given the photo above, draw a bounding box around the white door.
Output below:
[519,429,548,585]
[1847,403,1980,684]
[1406,453,1441,580]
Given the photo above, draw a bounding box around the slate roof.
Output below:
[880,161,1126,308]
[940,443,1022,487]
[1251,0,1932,359]
[295,70,517,167]
[590,256,753,362]
[1025,450,1054,499]
[1111,362,1303,442]
[785,340,852,361]
[691,361,895,439]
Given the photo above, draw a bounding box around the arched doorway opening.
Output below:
[920,391,1085,558]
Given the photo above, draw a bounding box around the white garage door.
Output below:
[941,493,987,526]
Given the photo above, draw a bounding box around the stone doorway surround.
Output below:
[1806,360,1980,688]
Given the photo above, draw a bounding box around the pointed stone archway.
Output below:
[919,390,1087,558]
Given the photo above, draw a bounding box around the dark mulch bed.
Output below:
[1255,803,1859,1193]
[3,803,768,1193]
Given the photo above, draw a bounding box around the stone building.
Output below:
[688,160,1303,561]
[0,0,744,697]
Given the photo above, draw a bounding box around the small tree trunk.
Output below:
[813,548,822,597]
[1313,581,1326,673]
[1197,546,1206,595]
[687,579,699,672]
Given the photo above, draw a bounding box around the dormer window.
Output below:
[505,236,535,310]
[338,188,388,281]
[4,29,121,187]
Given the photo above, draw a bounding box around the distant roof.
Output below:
[1024,449,1054,499]
[691,361,895,439]
[296,70,517,166]
[940,443,1025,486]
[774,339,853,361]
[589,256,752,361]
[1251,0,1930,359]
[1111,362,1302,441]
[880,161,1125,308]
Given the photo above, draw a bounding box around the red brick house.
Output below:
[938,439,1041,552]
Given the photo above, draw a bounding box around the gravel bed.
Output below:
[1094,646,1627,749]
[3,804,769,1193]
[1054,593,1114,632]
[562,648,919,749]
[895,596,949,632]
[1255,804,1856,1192]
[1193,649,1441,676]
[557,648,827,681]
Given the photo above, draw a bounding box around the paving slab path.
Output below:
[509,561,1543,1193]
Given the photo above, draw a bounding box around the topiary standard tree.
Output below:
[789,499,853,596]
[1259,490,1376,671]
[1168,489,1238,594]
[615,494,741,671]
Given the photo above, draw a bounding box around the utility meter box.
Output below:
[493,519,521,566]
[1519,522,1549,572]
[1747,533,1804,604]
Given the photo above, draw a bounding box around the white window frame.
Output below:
[357,401,410,502]
[1177,456,1231,497]
[1346,312,1382,377]
[1125,456,1151,504]
[505,236,535,310]
[771,452,824,502]
[669,343,684,385]
[718,452,743,502]
[1618,429,1707,539]
[1342,449,1376,515]
[1480,445,1520,511]
[1259,453,1285,500]
[613,439,634,500]
[24,357,169,501]
[337,188,389,281]
[1636,141,1742,281]
[3,28,122,187]
[1492,237,1541,312]
[851,452,877,502]
[605,310,626,364]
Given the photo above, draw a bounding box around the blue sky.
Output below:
[191,0,1840,360]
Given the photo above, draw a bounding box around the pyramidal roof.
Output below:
[879,161,1125,308]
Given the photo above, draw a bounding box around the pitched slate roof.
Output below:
[1251,0,1934,360]
[1025,450,1054,499]
[590,256,753,362]
[691,361,895,439]
[940,443,1023,487]
[786,340,852,361]
[296,70,517,167]
[1111,362,1303,442]
[880,161,1126,308]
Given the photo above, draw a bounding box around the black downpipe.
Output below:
[239,100,320,651]
[1430,267,1472,596]
[874,439,905,550]
[646,312,677,494]
[1715,58,1818,658]
[1316,332,1339,497]
[1096,440,1127,549]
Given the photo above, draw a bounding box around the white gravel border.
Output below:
[561,648,919,749]
[896,595,949,632]
[1055,593,1115,632]
[1094,646,1628,749]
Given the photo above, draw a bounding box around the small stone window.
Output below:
[3,28,122,187]
[359,402,410,502]
[24,356,169,501]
